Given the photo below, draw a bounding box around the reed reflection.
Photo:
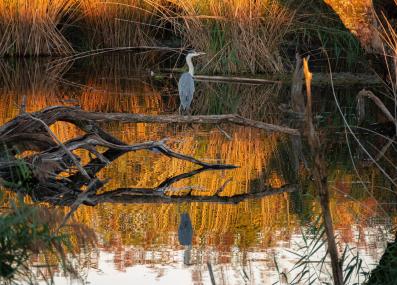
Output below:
[0,57,395,282]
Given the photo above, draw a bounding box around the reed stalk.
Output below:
[157,0,295,74]
[0,0,77,56]
[79,0,164,49]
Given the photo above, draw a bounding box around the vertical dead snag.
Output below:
[303,57,344,285]
[291,53,305,114]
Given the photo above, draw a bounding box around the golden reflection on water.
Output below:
[0,59,394,279]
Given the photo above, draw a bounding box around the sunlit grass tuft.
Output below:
[157,0,294,74]
[79,0,165,49]
[0,0,77,56]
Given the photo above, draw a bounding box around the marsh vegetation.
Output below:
[0,1,397,285]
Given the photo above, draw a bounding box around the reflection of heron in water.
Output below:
[178,51,205,115]
[178,212,193,265]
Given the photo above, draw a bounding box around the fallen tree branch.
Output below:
[357,89,397,128]
[0,106,299,137]
[26,113,91,180]
[92,184,298,205]
[96,167,215,198]
[0,105,297,211]
[33,134,237,170]
[21,160,296,207]
[58,178,105,229]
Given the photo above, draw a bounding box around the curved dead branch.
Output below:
[31,133,237,172]
[0,105,299,221]
[357,89,397,128]
[93,184,298,205]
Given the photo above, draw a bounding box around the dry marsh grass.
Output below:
[79,0,164,49]
[0,0,295,74]
[0,0,370,75]
[376,2,397,89]
[160,0,294,74]
[0,0,77,56]
[0,0,167,55]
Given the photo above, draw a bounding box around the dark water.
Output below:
[0,56,396,284]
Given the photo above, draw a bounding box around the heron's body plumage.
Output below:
[178,72,195,114]
[177,51,204,115]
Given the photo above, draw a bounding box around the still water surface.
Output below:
[0,57,395,284]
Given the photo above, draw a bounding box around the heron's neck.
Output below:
[186,56,194,76]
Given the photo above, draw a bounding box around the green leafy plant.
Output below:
[274,214,371,285]
[0,192,96,285]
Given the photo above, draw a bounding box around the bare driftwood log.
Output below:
[0,106,299,222]
[93,184,298,205]
[0,106,300,139]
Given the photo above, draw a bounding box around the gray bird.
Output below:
[178,51,205,115]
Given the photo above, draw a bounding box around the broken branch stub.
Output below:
[357,89,397,129]
[303,57,344,285]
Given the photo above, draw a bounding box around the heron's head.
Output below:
[186,51,206,60]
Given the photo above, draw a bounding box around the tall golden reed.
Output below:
[0,0,166,55]
[79,0,163,48]
[0,0,77,56]
[0,0,295,74]
[160,0,295,74]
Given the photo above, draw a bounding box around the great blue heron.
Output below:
[178,51,205,115]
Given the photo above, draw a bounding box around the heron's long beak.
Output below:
[196,52,206,56]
